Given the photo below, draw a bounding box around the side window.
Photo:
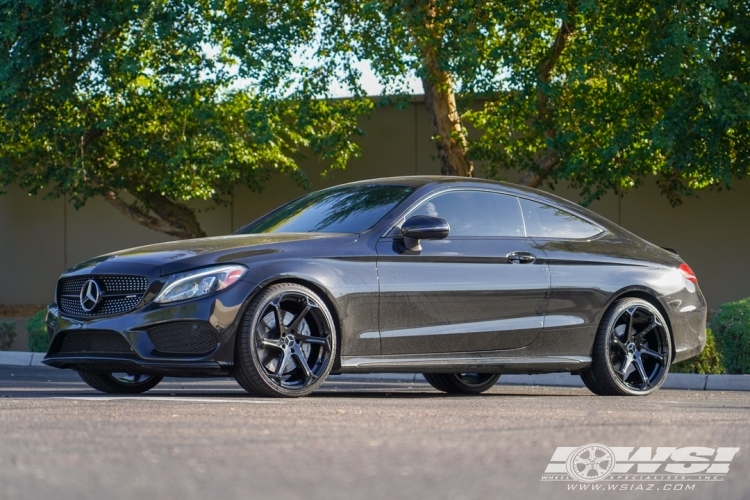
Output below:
[410,191,525,237]
[519,198,602,239]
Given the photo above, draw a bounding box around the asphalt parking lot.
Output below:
[1,366,749,500]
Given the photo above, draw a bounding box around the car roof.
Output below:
[337,175,575,208]
[337,175,546,193]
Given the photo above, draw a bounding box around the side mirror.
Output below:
[400,215,450,252]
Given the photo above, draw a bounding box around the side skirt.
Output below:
[337,353,591,374]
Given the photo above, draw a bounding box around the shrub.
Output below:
[710,297,750,374]
[671,328,725,374]
[0,321,16,351]
[26,309,50,353]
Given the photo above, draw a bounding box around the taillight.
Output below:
[679,263,698,284]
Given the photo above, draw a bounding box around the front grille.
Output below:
[146,322,219,355]
[58,275,149,317]
[58,331,134,354]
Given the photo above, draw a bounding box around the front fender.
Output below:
[239,256,380,357]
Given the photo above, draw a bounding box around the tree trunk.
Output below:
[415,1,473,177]
[103,190,206,240]
[421,72,473,177]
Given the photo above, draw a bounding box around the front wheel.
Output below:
[234,283,337,398]
[78,371,163,394]
[423,373,501,394]
[583,298,672,396]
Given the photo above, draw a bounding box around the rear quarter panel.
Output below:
[531,232,706,361]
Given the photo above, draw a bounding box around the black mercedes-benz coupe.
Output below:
[43,176,706,397]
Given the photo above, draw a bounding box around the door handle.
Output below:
[507,251,537,264]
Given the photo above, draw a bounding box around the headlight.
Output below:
[154,265,247,304]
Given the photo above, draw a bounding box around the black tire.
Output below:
[78,371,162,394]
[579,369,606,395]
[234,283,337,398]
[423,373,501,394]
[585,298,672,396]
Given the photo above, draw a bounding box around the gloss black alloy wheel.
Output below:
[423,373,501,394]
[583,298,671,396]
[234,283,337,398]
[77,371,163,394]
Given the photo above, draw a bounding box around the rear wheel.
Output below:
[583,298,671,396]
[234,283,337,398]
[78,371,163,394]
[423,373,501,394]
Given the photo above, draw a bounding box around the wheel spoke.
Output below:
[620,355,634,379]
[640,346,664,363]
[297,334,330,350]
[633,321,657,340]
[634,356,651,389]
[258,338,283,350]
[292,345,317,384]
[273,349,292,380]
[269,300,286,336]
[611,335,627,352]
[625,307,636,342]
[287,301,311,334]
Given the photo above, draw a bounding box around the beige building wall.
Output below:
[1,101,748,309]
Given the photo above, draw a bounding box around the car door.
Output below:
[376,189,550,355]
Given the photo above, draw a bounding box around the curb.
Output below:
[0,351,46,367]
[2,351,749,391]
[327,372,750,391]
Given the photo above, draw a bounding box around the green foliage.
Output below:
[710,297,750,375]
[26,310,50,353]
[463,0,750,203]
[671,328,725,375]
[0,1,370,238]
[0,321,16,351]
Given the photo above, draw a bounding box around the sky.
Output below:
[328,60,423,97]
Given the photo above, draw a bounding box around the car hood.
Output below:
[63,233,358,277]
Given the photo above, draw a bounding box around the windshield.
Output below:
[236,184,415,234]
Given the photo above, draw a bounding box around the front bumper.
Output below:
[43,281,256,377]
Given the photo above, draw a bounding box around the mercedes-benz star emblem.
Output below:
[79,280,102,312]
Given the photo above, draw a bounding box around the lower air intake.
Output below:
[146,322,220,355]
[59,331,134,354]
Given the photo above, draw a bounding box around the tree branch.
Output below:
[102,190,206,239]
[519,149,561,187]
[138,191,207,239]
[519,1,576,188]
[82,128,103,149]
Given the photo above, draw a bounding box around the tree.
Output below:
[237,0,750,204]
[466,0,750,204]
[0,1,370,238]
